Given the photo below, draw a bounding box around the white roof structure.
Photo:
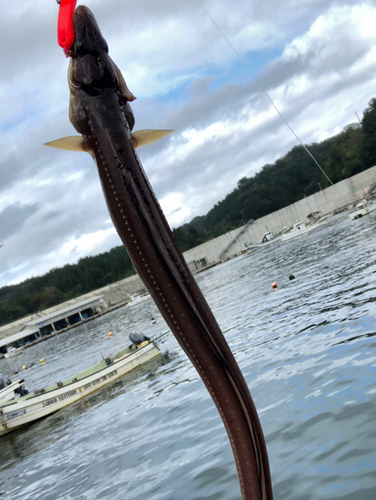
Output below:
[0,296,105,349]
[20,296,104,331]
[0,328,40,348]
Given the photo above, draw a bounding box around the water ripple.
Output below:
[1,212,376,498]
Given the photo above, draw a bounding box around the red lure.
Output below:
[57,0,77,56]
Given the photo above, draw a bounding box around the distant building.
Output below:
[187,258,208,273]
[0,296,107,354]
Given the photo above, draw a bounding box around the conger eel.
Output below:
[45,6,274,499]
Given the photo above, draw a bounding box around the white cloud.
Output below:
[1,0,376,286]
[160,192,192,226]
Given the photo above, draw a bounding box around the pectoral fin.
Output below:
[43,136,94,157]
[112,59,137,102]
[131,130,173,149]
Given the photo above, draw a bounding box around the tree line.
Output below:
[175,99,376,247]
[0,246,135,326]
[1,98,376,326]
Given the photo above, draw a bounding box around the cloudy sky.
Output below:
[1,0,376,287]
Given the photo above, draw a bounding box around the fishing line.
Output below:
[196,0,336,188]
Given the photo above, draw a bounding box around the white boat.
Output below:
[261,231,275,243]
[244,231,280,252]
[4,347,23,359]
[348,201,376,220]
[280,220,324,242]
[0,340,161,437]
[0,379,27,404]
[126,292,152,308]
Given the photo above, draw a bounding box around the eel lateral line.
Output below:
[46,6,273,499]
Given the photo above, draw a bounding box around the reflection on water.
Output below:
[1,211,376,499]
[0,353,173,469]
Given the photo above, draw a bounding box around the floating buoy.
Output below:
[272,282,278,289]
[22,365,27,370]
[289,274,295,280]
[40,358,45,363]
[108,332,113,337]
[151,317,156,325]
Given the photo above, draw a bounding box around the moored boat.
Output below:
[0,337,163,437]
[348,200,376,220]
[126,292,152,307]
[4,347,23,359]
[246,231,281,251]
[280,219,325,242]
[0,379,28,404]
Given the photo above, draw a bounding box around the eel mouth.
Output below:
[72,5,108,55]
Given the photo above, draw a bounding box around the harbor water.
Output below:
[0,211,375,499]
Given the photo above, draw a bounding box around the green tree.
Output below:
[3,98,376,326]
[326,124,362,182]
[361,98,376,169]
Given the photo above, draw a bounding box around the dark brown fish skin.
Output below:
[69,6,273,499]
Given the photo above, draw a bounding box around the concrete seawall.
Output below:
[183,165,376,268]
[1,165,376,339]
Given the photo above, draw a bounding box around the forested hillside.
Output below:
[1,98,376,326]
[174,99,376,247]
[0,247,134,326]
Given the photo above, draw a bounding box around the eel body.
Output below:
[48,7,274,499]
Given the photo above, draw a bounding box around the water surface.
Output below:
[1,212,375,499]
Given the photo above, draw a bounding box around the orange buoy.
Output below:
[272,282,278,289]
[108,332,113,337]
[22,365,27,370]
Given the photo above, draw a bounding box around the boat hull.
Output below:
[126,294,152,307]
[0,342,160,437]
[280,222,323,241]
[349,205,376,220]
[4,349,22,359]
